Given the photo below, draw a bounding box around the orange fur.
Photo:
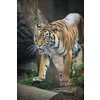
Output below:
[33,13,84,84]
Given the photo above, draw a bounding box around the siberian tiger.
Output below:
[31,13,84,85]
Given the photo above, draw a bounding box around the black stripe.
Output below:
[57,24,63,29]
[53,35,55,44]
[65,40,67,48]
[60,20,68,31]
[72,29,75,37]
[54,40,60,49]
[49,32,51,39]
[73,29,77,40]
[44,54,50,60]
[48,40,53,42]
[61,30,64,47]
[58,29,64,47]
[49,23,52,25]
[74,16,79,22]
[45,65,49,68]
[49,34,55,46]
[57,22,64,27]
[53,34,55,39]
[50,42,55,46]
[65,18,73,24]
[59,41,67,55]
[59,49,65,55]
[50,36,53,40]
[63,48,70,57]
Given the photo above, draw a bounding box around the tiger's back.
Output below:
[49,13,84,57]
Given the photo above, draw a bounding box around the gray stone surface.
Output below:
[17,84,63,100]
[45,59,60,85]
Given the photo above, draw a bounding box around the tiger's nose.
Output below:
[37,44,42,47]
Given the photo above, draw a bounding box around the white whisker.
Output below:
[27,44,35,49]
[27,44,37,57]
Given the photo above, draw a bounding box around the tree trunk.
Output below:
[20,0,38,38]
[20,0,60,84]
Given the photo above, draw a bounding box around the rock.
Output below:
[44,59,60,85]
[17,83,64,100]
[72,87,84,98]
[76,87,84,98]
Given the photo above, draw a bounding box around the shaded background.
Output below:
[38,0,84,22]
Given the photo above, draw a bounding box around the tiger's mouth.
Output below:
[38,49,44,53]
[38,48,50,54]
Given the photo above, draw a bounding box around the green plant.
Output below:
[78,62,84,68]
[53,88,60,90]
[61,93,63,95]
[70,60,77,78]
[69,62,84,87]
[79,43,84,48]
[78,74,84,84]
[18,62,58,89]
[33,78,58,89]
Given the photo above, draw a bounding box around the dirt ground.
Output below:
[17,46,83,100]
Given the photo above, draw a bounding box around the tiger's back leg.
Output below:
[60,50,72,86]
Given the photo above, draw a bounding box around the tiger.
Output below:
[31,13,84,85]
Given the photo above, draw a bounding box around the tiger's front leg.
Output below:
[60,50,72,86]
[32,54,50,82]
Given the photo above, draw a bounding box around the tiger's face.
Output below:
[34,24,58,54]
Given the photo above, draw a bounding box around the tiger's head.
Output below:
[34,24,58,54]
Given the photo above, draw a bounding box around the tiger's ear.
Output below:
[35,24,41,29]
[52,24,58,32]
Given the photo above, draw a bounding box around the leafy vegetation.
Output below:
[69,43,84,87]
[18,62,58,90]
[79,43,84,48]
[69,60,84,87]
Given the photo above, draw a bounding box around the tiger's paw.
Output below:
[60,82,69,87]
[32,76,45,83]
[60,79,69,87]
